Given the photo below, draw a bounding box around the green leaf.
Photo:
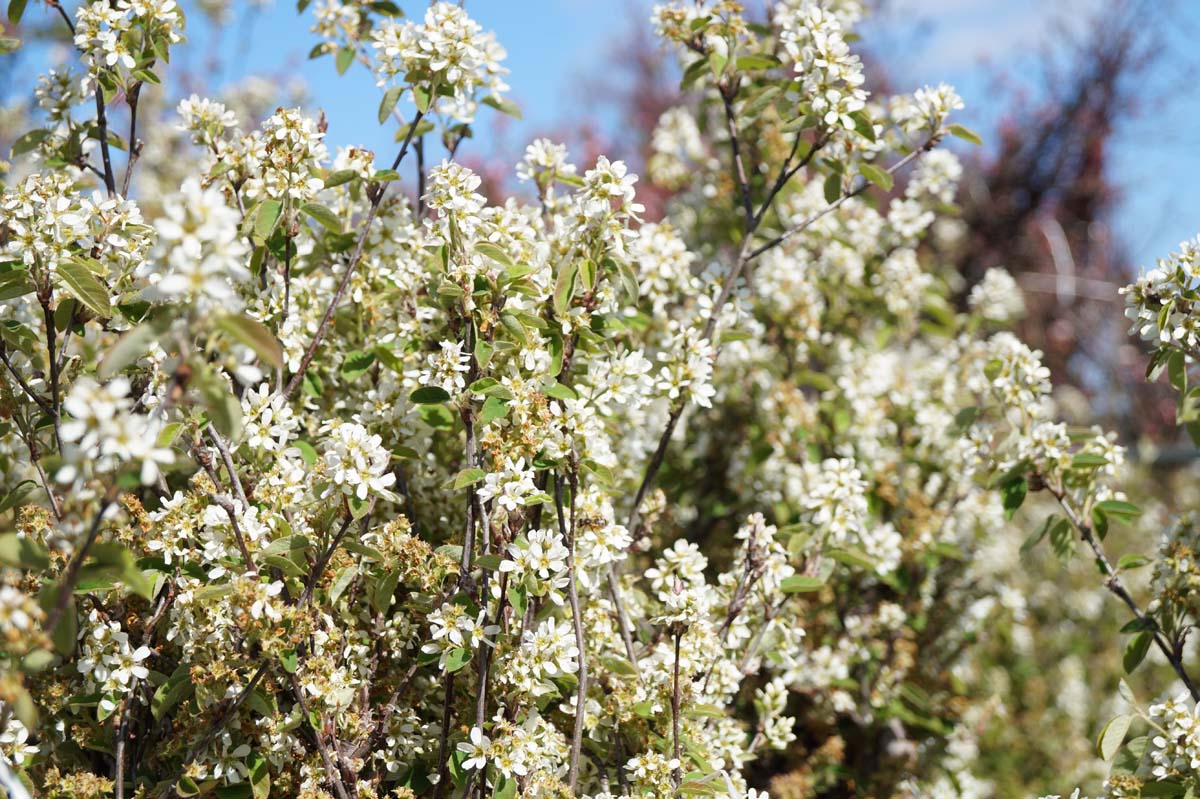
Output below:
[11,684,35,732]
[1021,514,1058,555]
[476,242,514,267]
[445,647,471,672]
[341,349,375,381]
[196,365,242,441]
[0,266,34,301]
[10,128,48,158]
[481,94,522,118]
[215,314,284,370]
[411,385,451,404]
[544,382,578,401]
[553,261,579,316]
[1117,553,1151,571]
[735,54,781,71]
[248,753,270,799]
[217,784,254,799]
[858,162,893,192]
[419,403,455,430]
[0,480,36,515]
[302,202,342,232]
[378,86,403,123]
[1123,630,1153,674]
[1097,714,1133,761]
[475,554,504,571]
[323,169,358,189]
[57,258,111,317]
[827,547,874,570]
[780,575,825,593]
[1120,617,1157,634]
[452,468,485,490]
[494,775,517,799]
[413,85,432,113]
[1097,500,1142,522]
[329,565,357,605]
[335,46,355,75]
[947,124,982,145]
[294,440,317,465]
[348,495,371,520]
[1000,476,1027,520]
[7,0,28,25]
[823,171,842,204]
[0,37,20,54]
[0,532,49,570]
[480,396,509,426]
[21,648,56,673]
[254,200,283,242]
[132,67,161,85]
[152,666,193,721]
[1071,452,1109,468]
[280,649,299,673]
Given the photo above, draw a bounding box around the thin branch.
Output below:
[670,627,684,791]
[557,472,588,792]
[1051,484,1200,701]
[120,78,146,197]
[298,514,357,606]
[288,674,353,799]
[44,495,114,635]
[720,84,754,227]
[0,347,52,415]
[284,111,424,399]
[40,298,65,454]
[746,136,938,262]
[207,426,249,511]
[92,87,118,197]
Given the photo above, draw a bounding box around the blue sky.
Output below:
[19,0,1200,271]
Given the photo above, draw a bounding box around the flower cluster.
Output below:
[371,1,509,122]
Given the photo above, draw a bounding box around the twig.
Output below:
[288,674,354,799]
[207,426,249,511]
[43,494,115,635]
[557,472,588,792]
[120,78,145,197]
[39,298,65,454]
[1051,484,1200,701]
[671,627,684,791]
[0,347,52,415]
[746,136,937,262]
[92,87,117,197]
[283,110,424,399]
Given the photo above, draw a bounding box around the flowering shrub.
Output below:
[3,1,1189,798]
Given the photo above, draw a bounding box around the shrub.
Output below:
[2,2,1191,799]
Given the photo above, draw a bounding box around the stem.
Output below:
[1051,484,1200,701]
[208,426,249,511]
[93,87,117,197]
[0,346,52,415]
[120,78,145,197]
[44,495,114,635]
[284,111,424,400]
[288,674,354,799]
[671,628,683,792]
[746,136,938,262]
[720,84,754,228]
[557,472,588,792]
[40,298,65,455]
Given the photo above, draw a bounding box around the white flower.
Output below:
[323,421,397,502]
[457,727,492,771]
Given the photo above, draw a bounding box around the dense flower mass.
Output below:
[1,2,1193,799]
